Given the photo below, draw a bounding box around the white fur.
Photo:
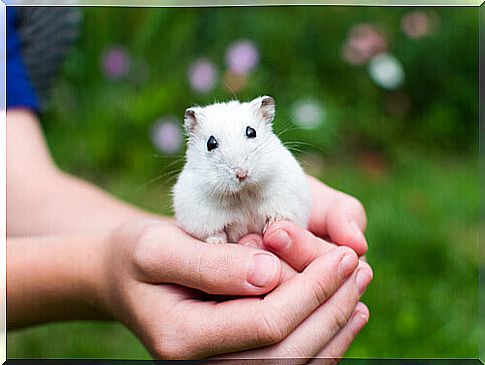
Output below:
[172,96,312,243]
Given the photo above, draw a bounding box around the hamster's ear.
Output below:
[251,96,275,124]
[184,107,200,133]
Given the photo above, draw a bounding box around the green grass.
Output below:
[8,149,479,359]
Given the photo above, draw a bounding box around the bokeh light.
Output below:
[342,23,388,65]
[225,39,260,75]
[291,99,326,129]
[100,45,131,80]
[368,53,405,90]
[401,11,433,39]
[150,117,183,155]
[188,58,218,93]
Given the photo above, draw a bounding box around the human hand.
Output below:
[97,219,367,359]
[232,174,372,361]
[234,221,373,361]
[306,176,368,256]
[243,176,368,256]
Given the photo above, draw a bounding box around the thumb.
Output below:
[326,198,368,256]
[132,222,281,296]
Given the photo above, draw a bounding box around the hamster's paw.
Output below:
[263,215,286,234]
[205,231,228,244]
[206,236,226,244]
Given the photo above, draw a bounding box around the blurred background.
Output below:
[8,6,479,359]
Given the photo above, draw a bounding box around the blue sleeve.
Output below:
[7,7,40,112]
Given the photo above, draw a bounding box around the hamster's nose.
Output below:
[235,168,248,181]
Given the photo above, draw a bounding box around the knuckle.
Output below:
[131,222,171,274]
[131,238,157,273]
[135,221,165,242]
[347,197,367,222]
[153,315,198,359]
[257,304,290,344]
[322,350,342,365]
[277,341,310,358]
[195,248,234,293]
[312,274,332,305]
[328,302,351,333]
[131,239,152,269]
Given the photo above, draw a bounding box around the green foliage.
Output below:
[9,6,478,359]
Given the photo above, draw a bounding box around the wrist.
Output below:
[7,233,113,328]
[76,232,114,320]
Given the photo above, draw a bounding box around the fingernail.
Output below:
[248,253,279,288]
[266,229,290,250]
[350,221,368,254]
[355,268,372,295]
[351,306,369,332]
[340,253,358,277]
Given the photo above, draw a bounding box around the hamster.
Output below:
[172,96,312,244]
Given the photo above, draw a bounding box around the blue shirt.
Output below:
[7,7,40,112]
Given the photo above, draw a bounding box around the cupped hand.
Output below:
[306,176,368,256]
[98,219,370,360]
[234,221,373,361]
[244,176,368,256]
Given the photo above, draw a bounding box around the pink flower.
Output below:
[225,40,259,75]
[342,24,388,65]
[188,58,218,93]
[101,46,131,79]
[150,117,183,155]
[401,11,432,39]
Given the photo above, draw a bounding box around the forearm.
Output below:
[9,169,159,236]
[7,108,161,236]
[7,233,111,329]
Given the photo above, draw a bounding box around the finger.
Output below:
[239,233,299,282]
[272,262,372,359]
[239,236,298,283]
[131,222,281,296]
[307,176,368,256]
[233,262,372,360]
[324,198,368,256]
[312,302,369,364]
[238,233,265,250]
[264,220,339,272]
[182,246,359,358]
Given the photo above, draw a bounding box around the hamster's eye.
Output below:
[246,126,257,139]
[207,136,218,152]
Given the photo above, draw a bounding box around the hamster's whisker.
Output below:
[136,153,189,193]
[136,169,183,192]
[251,138,274,154]
[283,141,328,155]
[274,120,307,138]
[223,80,239,100]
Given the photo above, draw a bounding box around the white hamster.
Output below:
[172,96,312,244]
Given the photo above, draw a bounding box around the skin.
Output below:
[7,108,372,361]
